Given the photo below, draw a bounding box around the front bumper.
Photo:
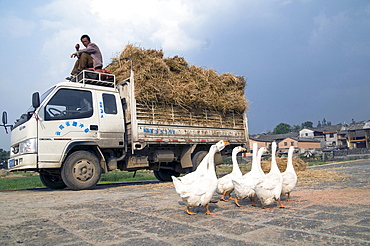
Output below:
[8,154,38,171]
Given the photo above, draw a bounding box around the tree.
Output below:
[0,149,10,168]
[292,125,301,132]
[301,121,313,129]
[322,118,327,126]
[272,123,292,134]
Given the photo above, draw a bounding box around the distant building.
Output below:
[250,120,370,155]
[278,137,321,154]
[250,132,320,154]
[341,121,370,149]
[299,125,344,149]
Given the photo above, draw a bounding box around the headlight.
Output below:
[12,145,19,154]
[19,138,37,154]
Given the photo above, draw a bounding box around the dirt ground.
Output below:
[1,160,370,245]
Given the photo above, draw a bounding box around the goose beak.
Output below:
[241,148,247,152]
[223,141,230,146]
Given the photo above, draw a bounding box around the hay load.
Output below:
[105,44,248,114]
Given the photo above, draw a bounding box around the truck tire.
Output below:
[191,150,208,170]
[191,150,223,171]
[153,169,180,182]
[39,170,67,190]
[61,151,102,190]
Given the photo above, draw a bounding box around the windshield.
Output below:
[13,86,56,129]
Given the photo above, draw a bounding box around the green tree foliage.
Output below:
[0,148,10,168]
[292,125,301,132]
[301,121,313,129]
[272,123,292,134]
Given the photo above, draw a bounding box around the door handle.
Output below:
[90,125,99,131]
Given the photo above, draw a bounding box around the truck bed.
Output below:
[117,73,249,148]
[130,101,248,144]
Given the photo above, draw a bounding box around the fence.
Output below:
[332,148,370,161]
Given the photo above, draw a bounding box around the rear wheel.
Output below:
[39,169,67,190]
[61,151,102,190]
[191,150,224,171]
[191,151,208,170]
[153,169,180,182]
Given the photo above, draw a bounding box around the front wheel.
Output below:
[61,151,102,190]
[39,169,67,190]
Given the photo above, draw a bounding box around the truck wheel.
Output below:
[61,151,101,190]
[191,151,208,170]
[39,170,67,190]
[191,150,223,171]
[153,169,180,182]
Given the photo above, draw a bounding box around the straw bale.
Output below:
[260,157,308,173]
[105,44,248,113]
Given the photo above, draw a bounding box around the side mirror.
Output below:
[2,111,7,125]
[32,92,40,109]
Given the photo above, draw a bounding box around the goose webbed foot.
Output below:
[186,206,197,215]
[234,197,243,207]
[205,204,216,215]
[278,198,290,209]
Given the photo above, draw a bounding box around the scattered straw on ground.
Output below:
[105,44,247,113]
[260,157,308,172]
[297,169,345,184]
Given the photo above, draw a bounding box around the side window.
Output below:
[45,89,93,121]
[103,94,117,114]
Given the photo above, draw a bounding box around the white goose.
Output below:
[254,142,288,209]
[216,146,245,201]
[281,146,297,201]
[232,143,266,207]
[172,140,229,215]
[174,140,226,187]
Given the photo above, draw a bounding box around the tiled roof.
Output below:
[250,132,299,142]
[345,121,370,131]
[250,133,321,143]
[304,124,343,133]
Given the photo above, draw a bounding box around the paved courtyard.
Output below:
[1,160,370,245]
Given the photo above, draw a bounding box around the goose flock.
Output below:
[172,141,297,215]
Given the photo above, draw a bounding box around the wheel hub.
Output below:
[73,160,94,181]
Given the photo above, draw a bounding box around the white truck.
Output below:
[2,60,249,190]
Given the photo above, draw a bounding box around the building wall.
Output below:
[300,129,314,138]
[279,137,321,151]
[325,132,338,146]
[278,138,297,149]
[249,139,270,150]
[298,141,321,149]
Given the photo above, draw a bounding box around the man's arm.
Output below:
[70,44,80,58]
[77,43,99,56]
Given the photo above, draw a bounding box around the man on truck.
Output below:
[67,34,103,80]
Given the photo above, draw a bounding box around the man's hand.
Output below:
[75,43,80,51]
[71,52,78,58]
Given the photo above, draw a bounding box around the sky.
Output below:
[0,0,369,150]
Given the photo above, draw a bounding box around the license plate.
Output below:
[8,159,15,168]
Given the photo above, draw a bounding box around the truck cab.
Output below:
[6,71,125,190]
